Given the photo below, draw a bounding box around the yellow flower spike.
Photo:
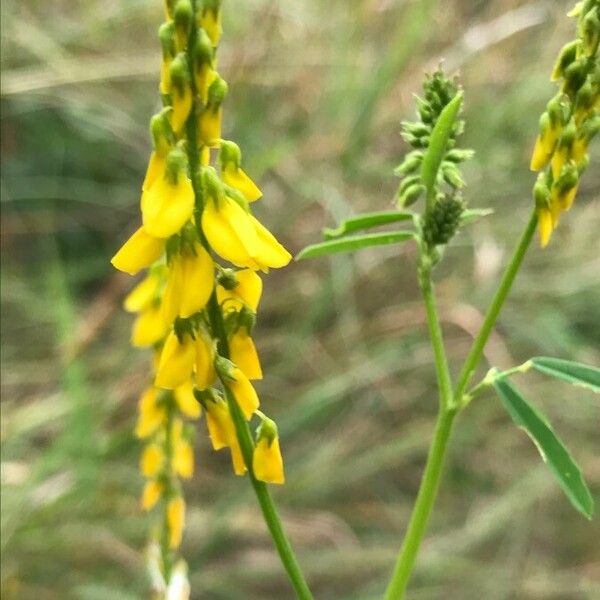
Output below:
[538,208,554,248]
[141,480,163,511]
[167,497,186,548]
[174,380,201,418]
[135,388,166,439]
[253,416,285,484]
[229,329,262,380]
[111,227,165,276]
[217,269,263,312]
[194,331,216,390]
[141,155,195,239]
[249,214,293,271]
[140,444,165,478]
[201,195,260,269]
[124,272,163,313]
[132,304,169,347]
[156,332,196,389]
[178,244,215,317]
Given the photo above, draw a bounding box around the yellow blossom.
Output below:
[538,207,554,248]
[167,497,185,548]
[141,173,195,239]
[198,106,222,146]
[124,271,163,313]
[141,480,163,511]
[200,6,222,46]
[174,380,201,419]
[111,227,165,276]
[172,418,194,479]
[140,444,164,478]
[194,332,216,390]
[222,163,262,202]
[143,151,168,192]
[217,269,263,312]
[249,214,292,271]
[156,332,196,389]
[229,329,262,380]
[204,398,246,475]
[226,367,260,420]
[253,436,285,485]
[135,387,166,439]
[132,304,169,347]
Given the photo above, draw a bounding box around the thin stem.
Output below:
[384,407,457,600]
[453,209,538,406]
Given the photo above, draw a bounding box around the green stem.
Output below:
[452,209,538,406]
[383,407,457,600]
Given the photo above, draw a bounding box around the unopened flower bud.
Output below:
[581,6,600,56]
[551,40,579,81]
[174,0,193,52]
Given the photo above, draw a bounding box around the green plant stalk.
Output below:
[182,6,313,597]
[383,406,456,600]
[453,209,538,407]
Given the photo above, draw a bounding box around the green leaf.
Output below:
[493,378,594,519]
[421,91,464,194]
[531,357,600,394]
[460,208,494,225]
[296,231,416,261]
[322,211,414,239]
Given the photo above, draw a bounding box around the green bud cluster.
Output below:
[395,68,473,208]
[422,194,465,247]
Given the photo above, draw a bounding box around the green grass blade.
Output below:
[296,231,416,261]
[322,211,414,239]
[421,92,463,195]
[531,357,600,394]
[493,378,594,519]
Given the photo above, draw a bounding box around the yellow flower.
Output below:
[167,497,186,548]
[124,271,163,313]
[538,207,554,248]
[141,480,163,511]
[227,366,260,420]
[253,436,285,485]
[194,331,216,390]
[155,332,196,389]
[200,6,222,46]
[204,398,246,475]
[140,444,164,478]
[160,56,172,95]
[198,106,222,146]
[222,163,262,202]
[171,84,193,134]
[248,214,292,271]
[229,329,262,380]
[111,227,165,276]
[162,243,215,322]
[217,269,263,312]
[132,304,169,347]
[141,172,195,239]
[172,418,194,479]
[143,151,167,192]
[135,387,166,438]
[174,380,201,419]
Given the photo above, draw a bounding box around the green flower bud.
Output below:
[441,163,465,188]
[551,40,579,81]
[174,0,193,47]
[194,27,214,67]
[533,173,551,210]
[444,148,475,163]
[219,140,242,169]
[562,58,588,96]
[581,6,600,56]
[150,109,173,153]
[207,76,228,106]
[394,150,423,176]
[170,53,191,91]
[159,22,176,59]
[397,182,425,208]
[201,166,226,202]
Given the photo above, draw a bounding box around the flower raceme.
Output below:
[530,1,599,247]
[110,0,291,592]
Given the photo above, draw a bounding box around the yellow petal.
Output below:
[171,85,193,133]
[141,175,195,239]
[141,480,163,511]
[228,367,259,420]
[143,151,167,192]
[179,244,215,317]
[173,440,194,479]
[195,63,213,104]
[135,388,166,438]
[530,136,551,171]
[200,9,221,46]
[140,444,164,478]
[253,437,285,484]
[249,215,292,271]
[161,258,185,325]
[201,198,259,268]
[111,227,165,276]
[205,402,230,450]
[538,208,554,248]
[198,107,222,146]
[132,305,169,347]
[174,380,201,419]
[229,437,246,476]
[229,330,262,380]
[167,497,185,548]
[217,269,262,312]
[160,57,172,95]
[155,332,196,389]
[124,273,162,313]
[195,332,216,390]
[222,165,262,202]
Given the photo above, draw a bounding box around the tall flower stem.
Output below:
[452,209,538,406]
[384,209,538,599]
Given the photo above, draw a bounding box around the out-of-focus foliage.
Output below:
[1,1,599,598]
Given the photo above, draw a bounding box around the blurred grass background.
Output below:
[1,0,599,598]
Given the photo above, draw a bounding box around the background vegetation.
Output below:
[1,0,599,598]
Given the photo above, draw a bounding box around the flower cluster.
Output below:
[111,0,289,592]
[530,0,599,247]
